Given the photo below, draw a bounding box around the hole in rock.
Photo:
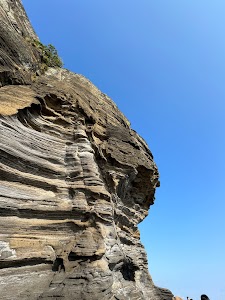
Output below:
[120,259,139,281]
[68,251,77,261]
[68,187,75,199]
[68,252,100,262]
[52,257,65,272]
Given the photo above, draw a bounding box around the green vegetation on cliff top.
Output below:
[31,39,63,68]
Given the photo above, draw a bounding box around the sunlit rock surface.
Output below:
[0,0,41,86]
[0,1,173,299]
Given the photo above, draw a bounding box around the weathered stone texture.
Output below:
[0,0,40,86]
[0,1,173,299]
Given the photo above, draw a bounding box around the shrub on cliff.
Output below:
[42,44,63,68]
[31,39,63,68]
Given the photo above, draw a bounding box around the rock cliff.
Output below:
[0,1,173,299]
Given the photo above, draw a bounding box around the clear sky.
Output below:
[22,1,225,299]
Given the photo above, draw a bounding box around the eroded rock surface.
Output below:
[0,1,173,299]
[0,0,41,86]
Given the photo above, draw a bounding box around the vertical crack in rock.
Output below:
[0,1,174,299]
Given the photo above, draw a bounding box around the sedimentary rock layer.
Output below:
[0,0,40,86]
[0,68,161,299]
[0,0,173,299]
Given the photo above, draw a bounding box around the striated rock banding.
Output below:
[0,1,173,299]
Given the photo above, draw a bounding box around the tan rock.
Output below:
[0,1,174,299]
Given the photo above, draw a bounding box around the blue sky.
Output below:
[23,1,225,299]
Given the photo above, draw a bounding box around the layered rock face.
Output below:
[0,1,173,299]
[0,0,40,86]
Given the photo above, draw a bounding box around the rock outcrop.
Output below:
[156,287,175,300]
[0,1,173,299]
[0,0,40,86]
